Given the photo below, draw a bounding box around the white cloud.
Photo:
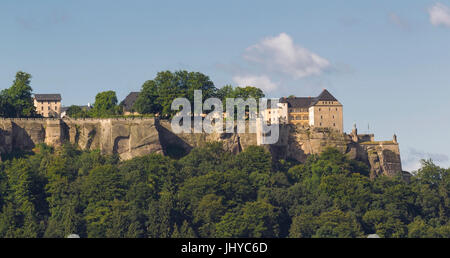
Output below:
[402,148,449,172]
[243,33,330,79]
[428,3,450,27]
[232,75,278,92]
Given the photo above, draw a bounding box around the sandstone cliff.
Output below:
[0,118,403,178]
[0,118,163,160]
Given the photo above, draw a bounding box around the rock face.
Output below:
[0,118,403,178]
[0,118,163,160]
[266,125,403,179]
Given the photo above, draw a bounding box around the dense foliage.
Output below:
[133,70,218,117]
[133,71,266,118]
[89,91,122,118]
[0,71,37,118]
[65,105,90,118]
[0,143,448,238]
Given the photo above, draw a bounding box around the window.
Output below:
[319,108,321,111]
[333,123,336,126]
[55,106,57,111]
[41,106,43,111]
[48,106,50,110]
[321,115,323,119]
[333,115,334,119]
[320,122,322,126]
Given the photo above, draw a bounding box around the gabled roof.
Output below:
[34,94,61,101]
[316,89,337,101]
[281,97,314,108]
[310,89,339,106]
[121,92,140,111]
[263,89,340,109]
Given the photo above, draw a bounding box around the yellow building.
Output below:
[282,97,313,127]
[264,89,343,132]
[33,94,61,118]
[308,90,343,132]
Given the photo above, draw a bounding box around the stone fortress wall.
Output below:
[0,117,403,178]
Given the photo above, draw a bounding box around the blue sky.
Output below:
[1,0,450,171]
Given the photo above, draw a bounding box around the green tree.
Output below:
[133,80,161,114]
[215,200,279,238]
[134,70,217,117]
[362,209,407,238]
[172,220,196,238]
[0,202,22,237]
[0,71,36,118]
[313,210,363,238]
[89,91,121,117]
[4,159,46,237]
[146,190,174,238]
[233,86,265,100]
[289,213,318,238]
[66,105,89,118]
[216,85,265,101]
[193,194,226,237]
[0,93,14,117]
[407,217,436,238]
[216,85,235,101]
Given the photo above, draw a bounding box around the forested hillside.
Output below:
[0,143,449,238]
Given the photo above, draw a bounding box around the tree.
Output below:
[407,217,436,238]
[0,93,14,117]
[178,142,232,178]
[193,194,226,237]
[172,220,196,238]
[0,202,22,237]
[89,91,121,117]
[134,70,217,117]
[289,213,317,238]
[66,105,89,118]
[133,80,161,115]
[313,210,363,238]
[1,141,450,239]
[0,71,36,118]
[215,200,279,238]
[319,173,372,216]
[216,85,235,101]
[4,159,46,237]
[81,165,126,238]
[146,190,175,238]
[216,85,265,101]
[233,86,265,100]
[234,146,272,189]
[362,209,407,238]
[82,164,124,203]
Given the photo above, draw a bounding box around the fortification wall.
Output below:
[0,117,163,160]
[0,118,403,178]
